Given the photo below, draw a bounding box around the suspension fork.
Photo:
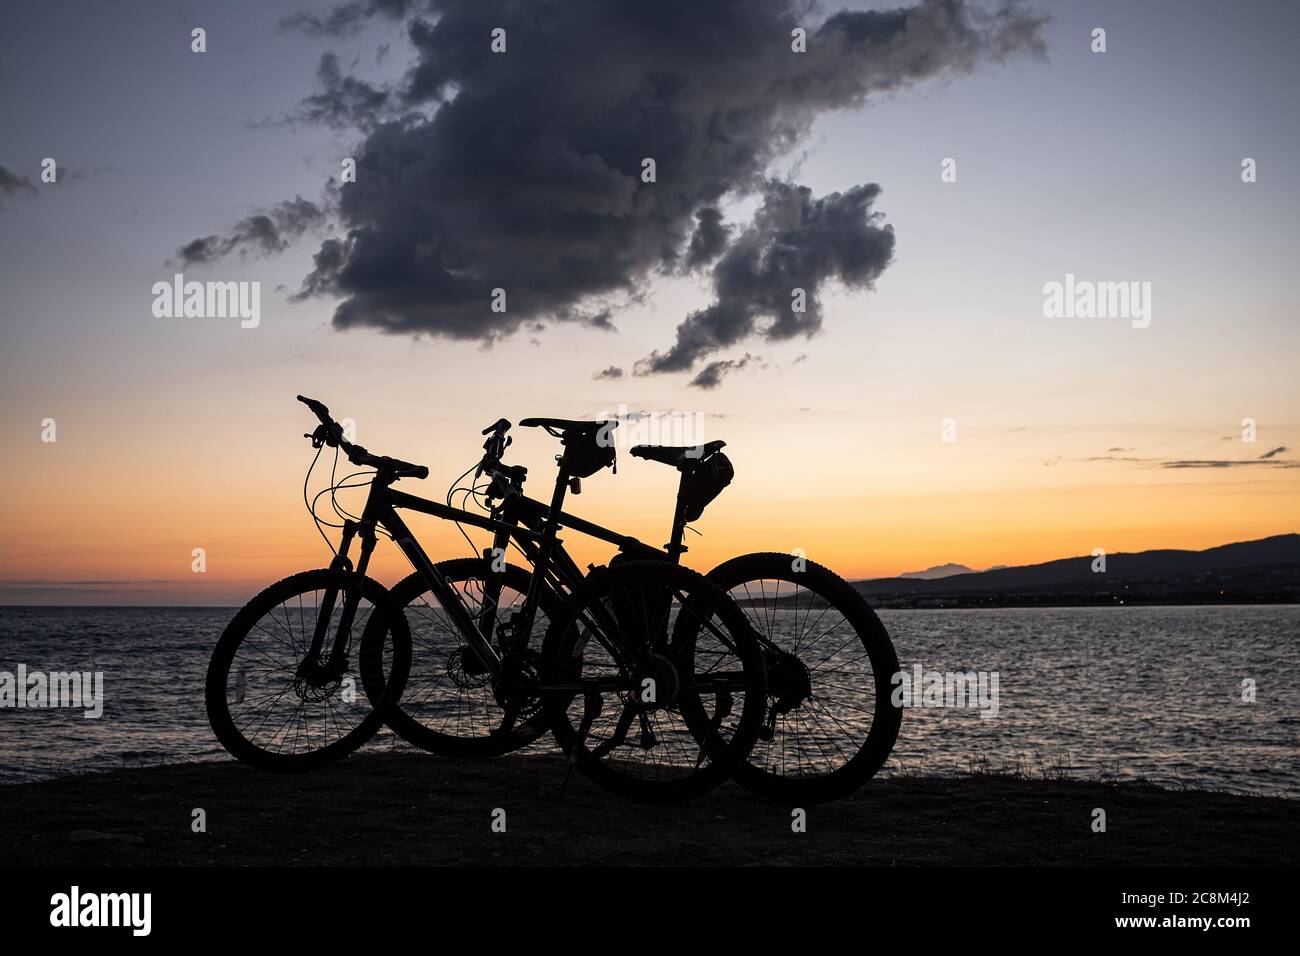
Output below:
[303,519,377,674]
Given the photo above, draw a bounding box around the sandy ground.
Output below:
[1,752,1294,866]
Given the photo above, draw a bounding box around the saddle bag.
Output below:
[680,451,733,522]
[561,424,617,478]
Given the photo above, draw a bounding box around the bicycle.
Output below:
[205,396,768,803]
[380,418,902,803]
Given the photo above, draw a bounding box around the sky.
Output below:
[1,0,1297,604]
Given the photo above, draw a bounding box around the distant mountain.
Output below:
[898,563,977,580]
[853,534,1300,608]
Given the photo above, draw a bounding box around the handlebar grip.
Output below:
[297,394,332,424]
[629,447,650,459]
[410,465,429,480]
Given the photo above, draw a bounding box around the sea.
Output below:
[1,605,1296,794]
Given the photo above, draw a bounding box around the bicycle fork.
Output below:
[300,520,377,681]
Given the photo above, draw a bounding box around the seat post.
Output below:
[516,462,571,636]
[542,463,570,546]
[665,467,690,559]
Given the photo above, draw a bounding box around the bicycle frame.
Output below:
[473,451,818,708]
[313,456,660,687]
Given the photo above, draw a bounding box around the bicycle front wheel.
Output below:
[541,560,766,804]
[205,569,410,771]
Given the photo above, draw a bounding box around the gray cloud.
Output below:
[690,353,761,389]
[291,52,393,131]
[638,180,894,373]
[176,196,328,266]
[0,165,38,199]
[282,0,1045,367]
[592,365,624,380]
[1087,451,1298,469]
[279,0,416,38]
[681,207,729,271]
[1162,458,1298,469]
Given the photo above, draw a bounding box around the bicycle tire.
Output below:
[373,559,562,757]
[706,553,901,803]
[205,569,410,771]
[541,560,766,803]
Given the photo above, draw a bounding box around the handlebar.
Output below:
[476,417,513,477]
[296,395,428,480]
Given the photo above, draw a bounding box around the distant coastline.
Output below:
[853,533,1300,609]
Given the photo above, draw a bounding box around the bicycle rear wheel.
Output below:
[707,553,901,803]
[205,569,410,771]
[541,560,766,803]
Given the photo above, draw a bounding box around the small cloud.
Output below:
[278,0,415,38]
[174,196,328,266]
[1161,458,1297,469]
[0,164,38,200]
[689,353,761,389]
[1106,446,1134,453]
[286,52,393,131]
[1259,445,1287,459]
[593,365,624,381]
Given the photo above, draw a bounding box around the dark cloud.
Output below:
[638,180,894,373]
[681,207,729,271]
[1087,452,1298,469]
[284,0,1046,364]
[279,0,416,38]
[690,353,761,389]
[1107,446,1134,452]
[1161,459,1298,469]
[176,196,328,266]
[292,52,393,131]
[0,165,38,199]
[592,365,624,380]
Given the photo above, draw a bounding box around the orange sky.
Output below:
[3,363,1296,604]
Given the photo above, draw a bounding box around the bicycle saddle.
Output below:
[630,441,726,469]
[519,417,615,434]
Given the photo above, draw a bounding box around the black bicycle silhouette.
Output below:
[375,416,901,804]
[205,396,767,803]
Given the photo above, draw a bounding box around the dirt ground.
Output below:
[1,752,1294,866]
